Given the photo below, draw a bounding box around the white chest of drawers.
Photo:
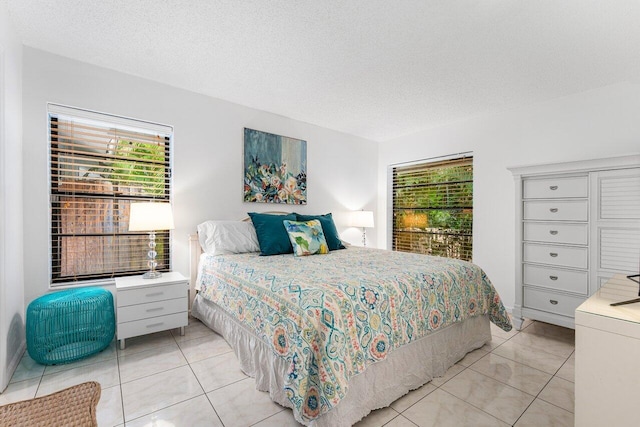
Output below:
[520,173,590,327]
[115,272,188,349]
[509,155,640,330]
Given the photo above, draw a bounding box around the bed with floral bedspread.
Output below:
[195,246,511,425]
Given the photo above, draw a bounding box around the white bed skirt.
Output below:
[192,294,491,426]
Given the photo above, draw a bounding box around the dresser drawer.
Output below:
[524,176,588,199]
[523,243,588,269]
[524,264,588,294]
[524,287,585,317]
[523,200,588,221]
[117,297,187,323]
[117,282,187,307]
[117,312,187,340]
[523,222,588,245]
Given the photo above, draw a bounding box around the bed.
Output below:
[188,215,512,426]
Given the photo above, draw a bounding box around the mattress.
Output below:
[193,246,511,426]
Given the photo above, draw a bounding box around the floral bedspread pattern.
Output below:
[197,247,511,422]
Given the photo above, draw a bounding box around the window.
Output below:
[391,156,473,261]
[49,104,173,284]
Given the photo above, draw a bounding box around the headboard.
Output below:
[187,232,202,308]
[188,211,292,308]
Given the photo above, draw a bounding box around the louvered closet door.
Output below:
[590,168,640,290]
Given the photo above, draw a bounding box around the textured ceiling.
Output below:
[5,0,640,141]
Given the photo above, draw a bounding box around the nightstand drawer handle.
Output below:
[146,322,164,328]
[550,185,558,190]
[549,275,558,281]
[146,292,164,297]
[146,307,164,313]
[549,252,558,257]
[549,300,558,305]
[549,208,558,213]
[549,230,558,235]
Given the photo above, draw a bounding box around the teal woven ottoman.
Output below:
[26,287,115,365]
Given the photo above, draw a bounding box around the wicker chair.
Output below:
[0,381,101,426]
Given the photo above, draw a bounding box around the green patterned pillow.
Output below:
[283,219,330,256]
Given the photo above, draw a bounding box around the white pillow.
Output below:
[197,220,260,255]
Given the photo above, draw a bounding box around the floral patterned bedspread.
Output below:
[197,247,512,422]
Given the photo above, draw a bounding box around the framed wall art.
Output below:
[243,128,307,204]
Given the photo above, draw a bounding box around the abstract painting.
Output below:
[243,128,307,204]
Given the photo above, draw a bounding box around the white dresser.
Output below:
[575,274,640,427]
[116,272,189,349]
[509,155,640,329]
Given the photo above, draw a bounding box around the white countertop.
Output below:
[575,274,640,338]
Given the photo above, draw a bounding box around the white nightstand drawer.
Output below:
[117,297,187,323]
[524,243,588,269]
[523,222,588,245]
[115,272,189,349]
[117,282,186,307]
[524,264,589,294]
[523,200,588,221]
[524,287,585,317]
[117,312,187,340]
[524,176,588,199]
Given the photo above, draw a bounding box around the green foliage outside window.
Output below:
[110,139,167,196]
[393,159,473,261]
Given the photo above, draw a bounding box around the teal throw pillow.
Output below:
[296,213,345,251]
[248,212,297,256]
[283,219,330,256]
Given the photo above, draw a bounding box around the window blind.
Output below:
[49,106,173,284]
[392,157,473,261]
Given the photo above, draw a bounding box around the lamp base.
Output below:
[142,230,162,279]
[142,270,163,279]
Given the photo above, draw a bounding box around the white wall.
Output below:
[0,2,24,392]
[378,83,640,311]
[22,45,639,340]
[22,47,378,306]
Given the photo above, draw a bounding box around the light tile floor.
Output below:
[0,317,575,426]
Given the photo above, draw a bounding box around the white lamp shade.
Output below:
[128,202,175,231]
[350,210,374,228]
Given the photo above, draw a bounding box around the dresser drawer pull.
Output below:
[549,252,558,257]
[549,185,558,190]
[145,292,164,298]
[146,322,164,328]
[549,300,558,305]
[549,208,558,213]
[549,275,558,280]
[146,307,164,313]
[549,230,558,235]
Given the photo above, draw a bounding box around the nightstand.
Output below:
[115,272,189,350]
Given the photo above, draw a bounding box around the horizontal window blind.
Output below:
[49,106,172,284]
[392,157,473,261]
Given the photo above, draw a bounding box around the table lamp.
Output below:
[128,202,174,279]
[350,210,374,247]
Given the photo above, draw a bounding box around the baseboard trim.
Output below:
[1,340,25,393]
